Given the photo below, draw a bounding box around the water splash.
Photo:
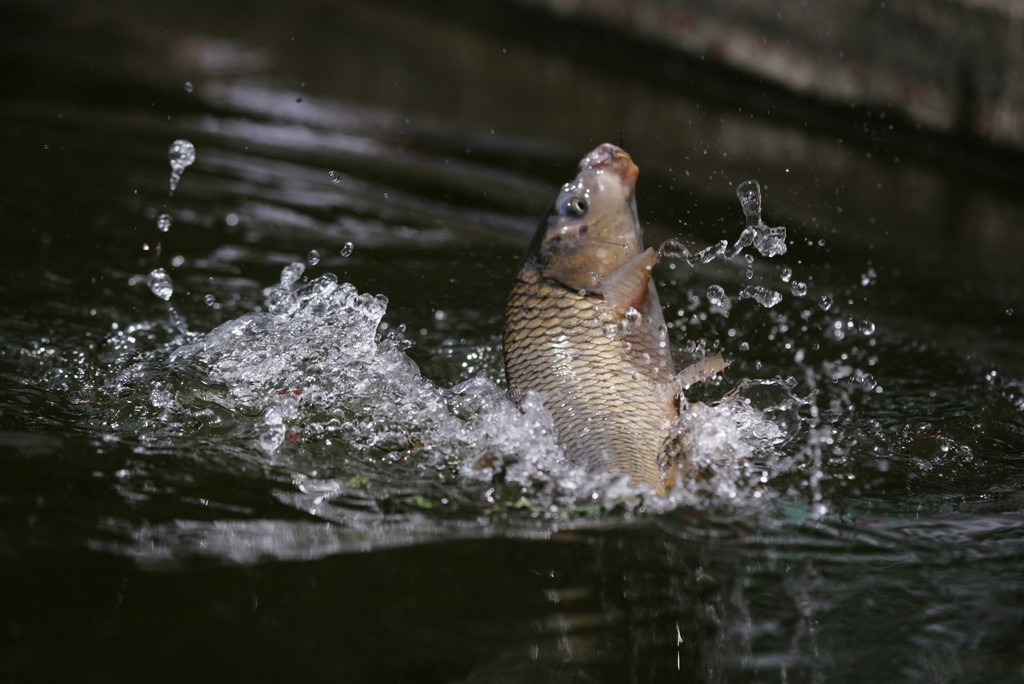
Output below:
[168,139,196,195]
[735,180,787,258]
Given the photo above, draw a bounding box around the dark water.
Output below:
[3,1,1024,682]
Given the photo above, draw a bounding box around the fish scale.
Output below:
[503,239,678,487]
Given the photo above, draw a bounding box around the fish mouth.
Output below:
[580,143,639,188]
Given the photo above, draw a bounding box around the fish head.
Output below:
[527,143,643,293]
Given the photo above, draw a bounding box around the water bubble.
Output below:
[706,284,729,308]
[280,262,305,287]
[146,268,174,301]
[259,424,285,454]
[791,281,808,297]
[184,81,194,94]
[341,241,354,257]
[780,266,793,283]
[307,249,320,266]
[857,319,876,335]
[277,394,299,422]
[328,170,341,184]
[156,213,172,233]
[168,139,196,195]
[203,293,217,307]
[819,295,834,311]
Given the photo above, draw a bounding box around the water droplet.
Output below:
[619,306,641,335]
[658,238,690,260]
[707,284,729,307]
[340,241,354,257]
[328,170,341,183]
[307,249,320,265]
[184,81,194,93]
[156,213,172,232]
[736,180,762,224]
[857,370,877,390]
[819,295,833,311]
[780,266,792,283]
[204,293,217,307]
[168,139,196,195]
[686,240,728,266]
[791,281,808,297]
[753,225,787,257]
[280,262,305,287]
[739,285,782,308]
[858,319,876,335]
[146,268,173,301]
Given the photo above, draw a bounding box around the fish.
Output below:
[503,143,724,491]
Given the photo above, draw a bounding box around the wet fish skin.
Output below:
[502,143,678,488]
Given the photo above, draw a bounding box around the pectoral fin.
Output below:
[600,247,657,315]
[676,352,729,391]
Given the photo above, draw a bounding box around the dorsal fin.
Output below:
[600,247,657,315]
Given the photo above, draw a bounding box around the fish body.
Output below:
[502,143,679,487]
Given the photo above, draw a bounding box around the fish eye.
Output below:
[560,196,588,218]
